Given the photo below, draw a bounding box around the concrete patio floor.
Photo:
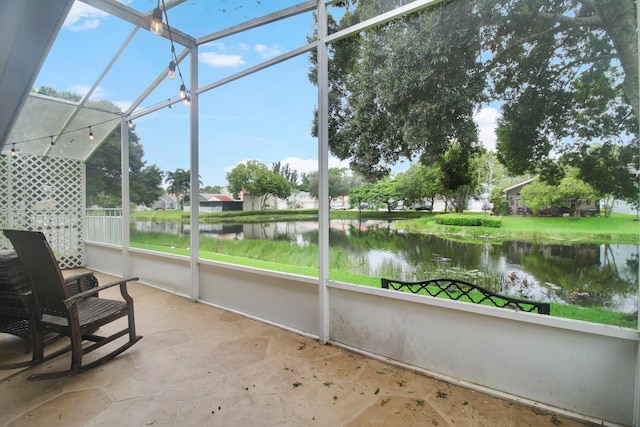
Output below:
[0,271,600,426]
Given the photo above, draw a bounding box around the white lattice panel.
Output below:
[0,156,7,247]
[0,154,84,269]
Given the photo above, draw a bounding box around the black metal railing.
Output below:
[381,277,550,315]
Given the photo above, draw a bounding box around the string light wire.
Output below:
[4,2,191,154]
[161,0,189,104]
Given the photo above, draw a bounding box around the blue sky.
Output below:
[34,0,499,188]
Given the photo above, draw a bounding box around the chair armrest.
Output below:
[63,277,139,308]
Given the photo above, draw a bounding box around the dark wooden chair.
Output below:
[0,250,32,344]
[1,249,99,360]
[2,229,142,380]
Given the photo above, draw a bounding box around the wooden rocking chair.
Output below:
[2,229,142,380]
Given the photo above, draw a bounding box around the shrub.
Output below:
[480,217,502,228]
[498,200,510,216]
[435,214,501,228]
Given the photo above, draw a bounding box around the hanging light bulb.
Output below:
[179,84,186,99]
[183,95,190,108]
[89,126,94,141]
[150,5,164,36]
[167,61,176,80]
[128,120,134,128]
[11,143,16,157]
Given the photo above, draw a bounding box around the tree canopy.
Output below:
[313,0,485,182]
[271,161,299,189]
[567,142,638,216]
[521,169,599,217]
[307,168,361,204]
[83,118,163,208]
[312,0,637,207]
[486,0,638,180]
[226,160,292,210]
[201,185,223,194]
[86,130,164,208]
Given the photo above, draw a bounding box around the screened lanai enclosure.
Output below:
[1,0,639,425]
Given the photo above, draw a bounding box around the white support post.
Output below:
[317,0,330,344]
[189,45,200,302]
[6,157,13,229]
[121,118,130,278]
[634,5,640,426]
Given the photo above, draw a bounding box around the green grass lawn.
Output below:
[500,214,638,241]
[398,212,639,244]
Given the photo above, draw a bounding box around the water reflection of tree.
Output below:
[512,242,636,308]
[335,228,637,309]
[329,226,491,281]
[624,250,639,284]
[329,223,395,252]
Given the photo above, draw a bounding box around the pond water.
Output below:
[132,219,639,313]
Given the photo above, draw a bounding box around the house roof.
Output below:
[503,178,535,193]
[199,194,235,202]
[213,195,234,202]
[158,193,177,202]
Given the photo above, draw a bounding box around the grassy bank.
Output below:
[397,213,639,244]
[132,209,638,243]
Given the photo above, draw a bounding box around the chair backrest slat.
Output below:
[3,230,69,318]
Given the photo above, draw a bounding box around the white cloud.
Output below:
[224,159,255,175]
[202,41,226,50]
[278,157,318,175]
[255,44,282,58]
[329,157,351,170]
[67,85,131,112]
[64,3,108,30]
[474,107,501,151]
[67,84,90,97]
[113,100,133,112]
[279,156,350,175]
[68,84,109,99]
[200,52,246,67]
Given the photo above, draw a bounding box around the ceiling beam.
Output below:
[0,0,75,149]
[197,1,316,45]
[80,0,196,48]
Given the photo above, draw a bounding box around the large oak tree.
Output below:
[312,0,637,205]
[311,0,485,182]
[484,0,638,178]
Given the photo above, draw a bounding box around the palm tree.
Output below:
[165,168,191,210]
